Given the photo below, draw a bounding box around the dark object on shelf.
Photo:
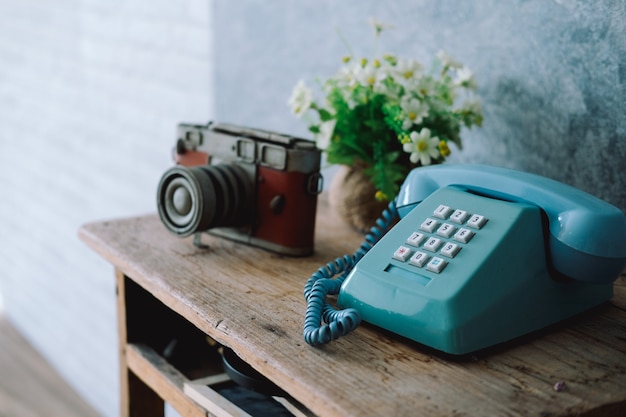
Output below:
[222,347,287,397]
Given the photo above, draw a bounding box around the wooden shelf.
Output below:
[126,343,207,417]
[80,197,626,417]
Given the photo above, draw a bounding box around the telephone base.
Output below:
[338,186,615,355]
[340,272,612,355]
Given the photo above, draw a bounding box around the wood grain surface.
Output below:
[79,198,626,417]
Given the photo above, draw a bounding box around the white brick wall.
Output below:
[0,1,213,416]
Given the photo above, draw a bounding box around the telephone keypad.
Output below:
[394,204,488,274]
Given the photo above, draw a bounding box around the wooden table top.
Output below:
[79,197,626,417]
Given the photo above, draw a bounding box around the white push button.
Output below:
[467,214,488,229]
[433,204,453,219]
[450,209,470,224]
[423,237,443,252]
[419,218,439,233]
[406,232,427,247]
[453,228,475,243]
[426,257,448,273]
[436,223,456,238]
[409,251,429,267]
[440,242,461,258]
[393,246,412,262]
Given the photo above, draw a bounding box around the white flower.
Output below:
[454,66,477,90]
[288,80,313,117]
[400,97,429,130]
[403,128,440,165]
[436,50,462,69]
[315,119,336,150]
[395,58,423,81]
[334,63,359,88]
[354,63,386,88]
[414,76,437,97]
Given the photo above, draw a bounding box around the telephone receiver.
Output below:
[395,164,626,283]
[304,164,626,354]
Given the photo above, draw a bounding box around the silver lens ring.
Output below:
[164,177,195,226]
[157,166,216,236]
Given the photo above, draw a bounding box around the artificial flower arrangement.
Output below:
[288,20,483,202]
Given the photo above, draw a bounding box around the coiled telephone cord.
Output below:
[303,201,399,346]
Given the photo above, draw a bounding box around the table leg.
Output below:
[117,269,164,417]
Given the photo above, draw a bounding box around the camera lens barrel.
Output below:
[157,164,252,237]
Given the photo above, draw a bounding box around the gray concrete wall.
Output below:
[214,0,626,210]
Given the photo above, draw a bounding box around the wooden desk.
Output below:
[79,198,626,417]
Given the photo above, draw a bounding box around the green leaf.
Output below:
[318,108,333,122]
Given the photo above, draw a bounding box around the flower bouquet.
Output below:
[288,21,483,206]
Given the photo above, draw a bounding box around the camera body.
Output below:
[157,121,323,256]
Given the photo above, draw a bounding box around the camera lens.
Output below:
[172,187,192,216]
[157,164,253,237]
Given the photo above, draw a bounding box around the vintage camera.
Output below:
[157,121,323,256]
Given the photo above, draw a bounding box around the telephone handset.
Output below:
[304,164,626,354]
[395,164,626,283]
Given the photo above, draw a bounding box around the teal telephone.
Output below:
[303,164,626,355]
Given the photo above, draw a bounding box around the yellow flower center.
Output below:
[418,141,428,152]
[373,59,381,68]
[403,71,413,79]
[439,140,450,156]
[367,76,376,85]
[408,111,417,121]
